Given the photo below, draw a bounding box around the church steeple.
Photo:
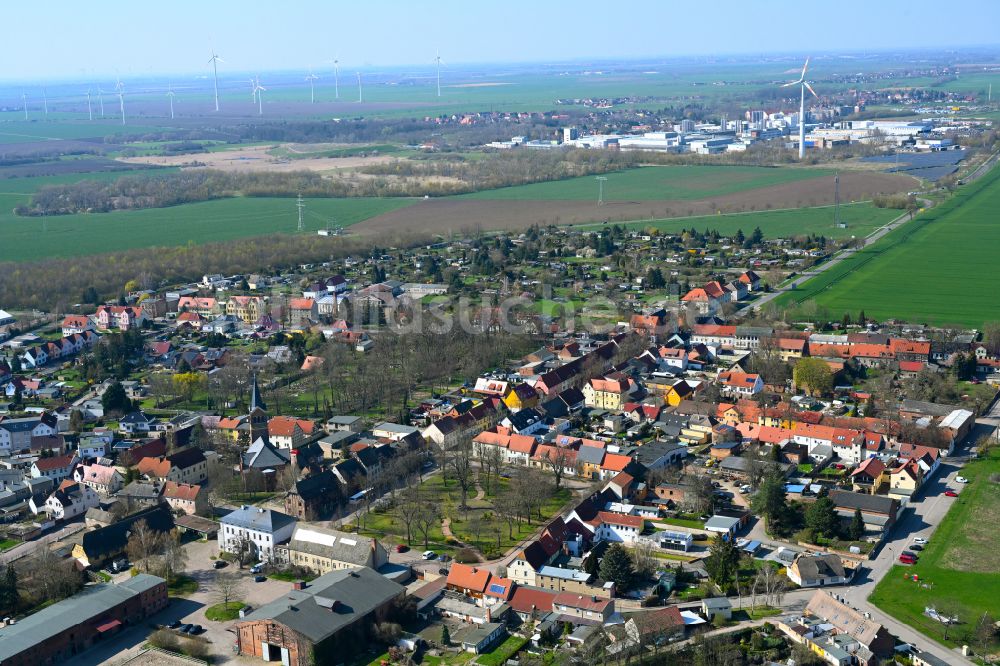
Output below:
[247,373,269,445]
[250,373,267,413]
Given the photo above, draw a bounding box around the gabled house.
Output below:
[219,506,297,563]
[36,481,100,520]
[30,453,78,482]
[284,470,342,521]
[163,481,208,515]
[503,383,540,412]
[73,463,124,496]
[718,371,763,397]
[137,447,210,485]
[72,505,175,568]
[268,416,315,449]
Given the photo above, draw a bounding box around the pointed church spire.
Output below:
[250,373,267,413]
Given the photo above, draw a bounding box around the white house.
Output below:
[73,463,124,496]
[218,506,297,564]
[0,415,57,454]
[30,453,79,482]
[594,511,644,544]
[33,482,99,520]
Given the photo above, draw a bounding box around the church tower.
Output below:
[247,373,269,445]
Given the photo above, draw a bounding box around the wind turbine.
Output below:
[42,89,48,116]
[167,86,176,119]
[249,78,257,103]
[208,48,223,112]
[306,69,319,104]
[115,78,126,126]
[253,76,266,115]
[21,93,27,120]
[782,57,818,160]
[86,90,93,120]
[97,87,105,117]
[329,57,340,99]
[434,51,443,97]
[356,71,362,103]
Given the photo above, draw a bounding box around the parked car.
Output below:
[422,550,436,560]
[254,575,267,582]
[189,625,204,635]
[179,624,193,634]
[944,490,958,497]
[213,560,228,569]
[167,620,181,629]
[395,544,409,553]
[249,564,263,574]
[910,544,924,551]
[913,537,929,545]
[898,553,917,565]
[956,476,969,484]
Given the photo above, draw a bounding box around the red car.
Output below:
[944,490,958,497]
[395,544,409,553]
[899,553,917,565]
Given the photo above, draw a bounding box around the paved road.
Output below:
[0,521,85,565]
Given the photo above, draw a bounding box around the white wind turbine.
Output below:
[782,57,818,160]
[306,68,319,104]
[253,76,266,115]
[329,57,340,99]
[356,71,362,103]
[97,87,105,117]
[86,90,93,120]
[42,89,48,116]
[115,78,126,125]
[21,93,27,120]
[208,48,224,112]
[434,51,443,97]
[249,77,257,103]
[167,85,176,119]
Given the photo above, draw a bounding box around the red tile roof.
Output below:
[446,563,492,593]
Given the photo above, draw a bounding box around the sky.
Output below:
[3,0,1000,81]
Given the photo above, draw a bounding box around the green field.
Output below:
[870,450,1000,652]
[580,201,900,239]
[0,119,186,143]
[0,192,413,262]
[774,164,1000,327]
[461,165,830,202]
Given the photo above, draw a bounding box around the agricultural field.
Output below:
[460,165,833,201]
[774,164,1000,327]
[870,450,1000,652]
[357,168,913,236]
[0,192,413,262]
[583,201,902,240]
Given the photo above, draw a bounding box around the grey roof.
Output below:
[0,417,42,433]
[830,490,899,515]
[899,399,959,417]
[221,506,296,534]
[632,440,686,465]
[328,415,362,426]
[240,567,403,643]
[243,436,290,469]
[0,574,164,661]
[793,553,846,581]
[287,525,376,566]
[575,445,605,465]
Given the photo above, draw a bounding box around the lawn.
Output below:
[476,635,528,666]
[205,601,246,622]
[166,574,199,597]
[591,201,901,240]
[461,165,830,202]
[0,194,414,262]
[775,165,1000,327]
[351,474,573,560]
[0,538,17,551]
[870,449,1000,651]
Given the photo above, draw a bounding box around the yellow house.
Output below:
[583,377,630,411]
[776,338,807,361]
[503,383,539,411]
[758,408,794,430]
[719,404,742,427]
[663,380,693,407]
[888,460,923,499]
[225,295,266,323]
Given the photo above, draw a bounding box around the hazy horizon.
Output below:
[3,0,1000,83]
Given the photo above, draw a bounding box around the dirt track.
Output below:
[353,171,918,235]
